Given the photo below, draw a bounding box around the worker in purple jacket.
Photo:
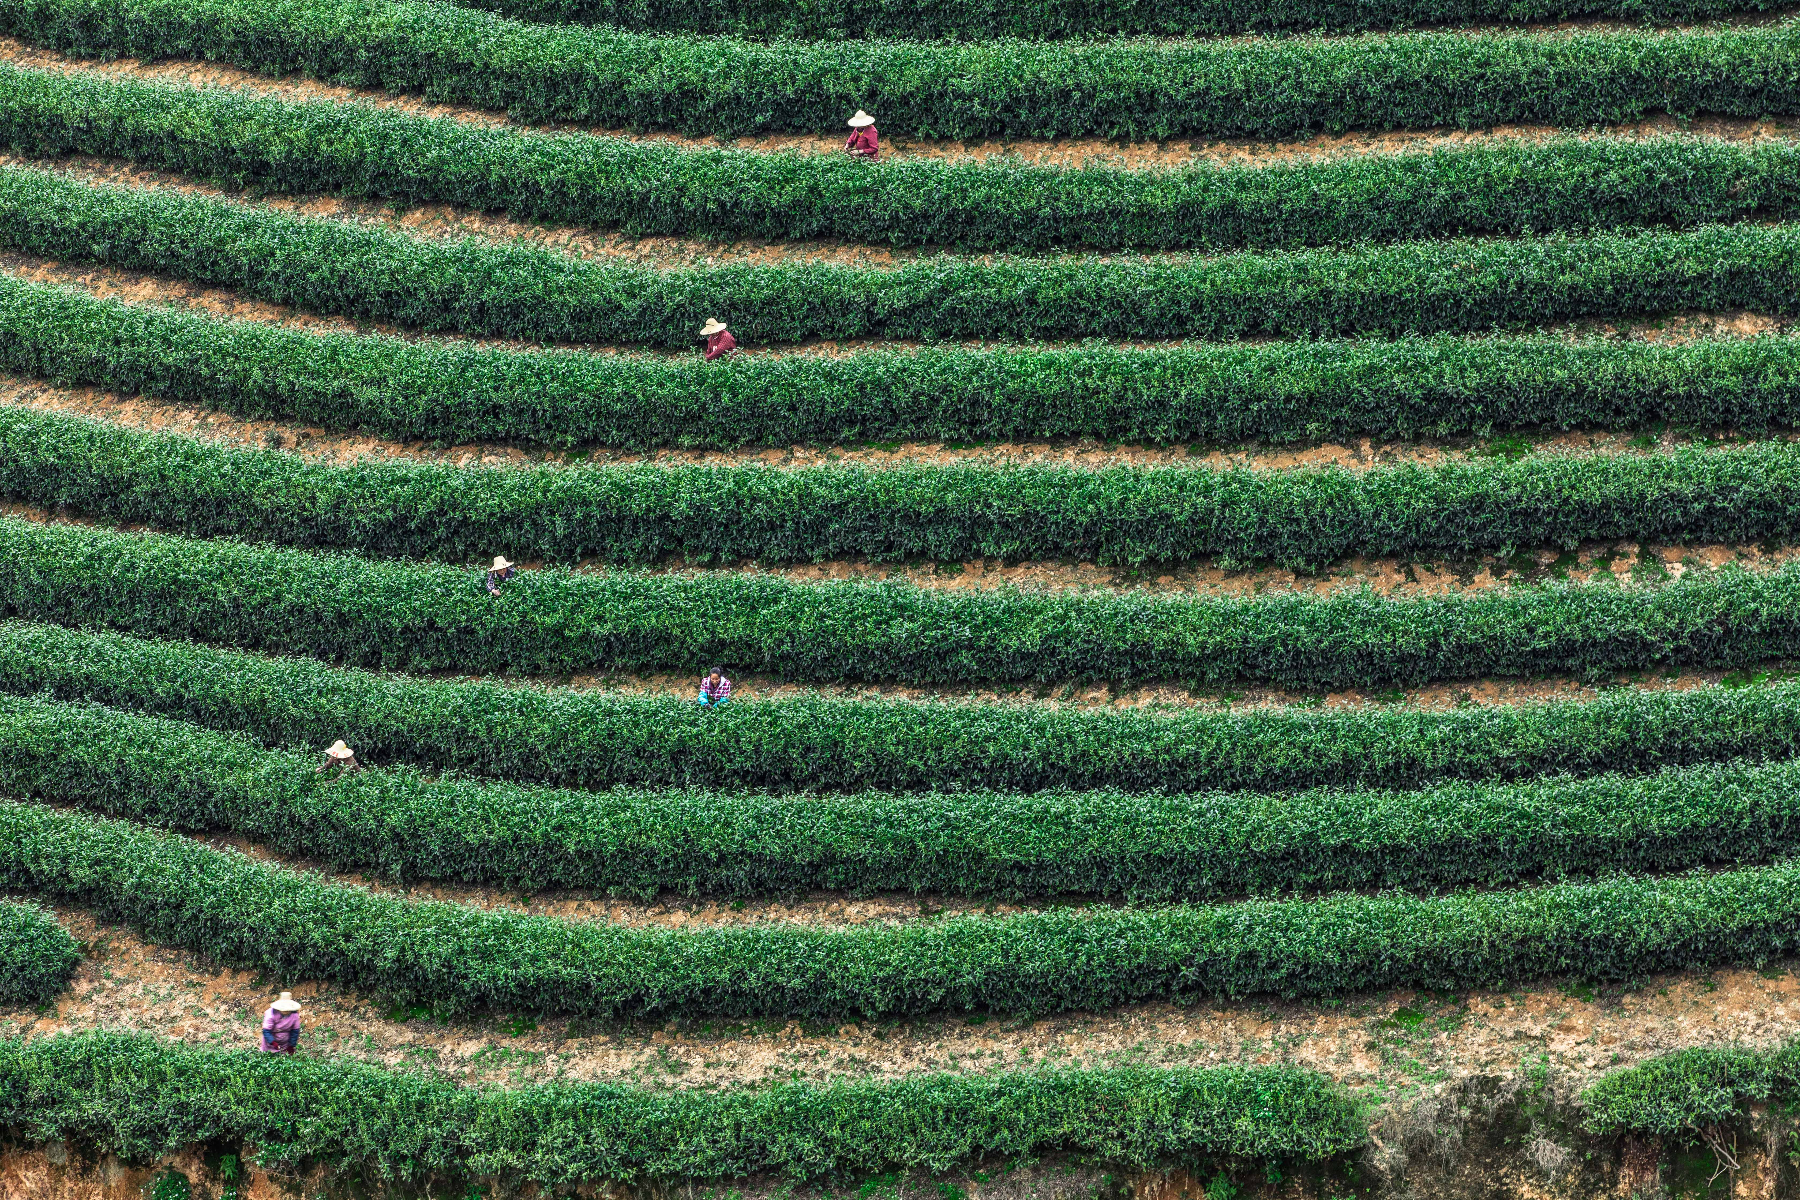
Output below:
[844,110,878,160]
[697,666,732,709]
[261,991,302,1053]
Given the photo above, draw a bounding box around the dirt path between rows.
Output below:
[5,37,1800,172]
[10,903,1795,1108]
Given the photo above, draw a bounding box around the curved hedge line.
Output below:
[15,692,1800,900]
[7,63,1800,253]
[0,900,78,1006]
[19,274,1800,452]
[441,0,1784,39]
[11,796,1800,1017]
[1582,1042,1800,1137]
[0,1034,1364,1181]
[10,167,1800,347]
[7,0,1800,139]
[14,404,1800,570]
[4,517,1800,688]
[12,622,1800,795]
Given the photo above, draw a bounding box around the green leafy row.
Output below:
[438,0,1784,39]
[8,63,1800,253]
[7,0,1800,139]
[0,1034,1363,1181]
[4,517,1800,688]
[14,621,1800,795]
[16,691,1800,900]
[1581,1041,1800,1136]
[18,403,1800,569]
[0,899,77,1006]
[21,273,1800,451]
[8,167,1800,347]
[11,796,1800,1016]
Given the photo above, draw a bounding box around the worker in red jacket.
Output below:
[845,110,878,160]
[700,317,738,361]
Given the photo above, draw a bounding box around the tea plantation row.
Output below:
[19,692,1800,899]
[8,0,1800,138]
[13,168,1800,345]
[9,519,1800,686]
[15,273,1800,450]
[20,404,1800,568]
[8,621,1798,794]
[14,796,1800,1017]
[8,62,1800,253]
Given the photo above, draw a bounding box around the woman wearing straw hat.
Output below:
[700,318,738,361]
[486,554,516,596]
[315,740,364,778]
[260,991,302,1054]
[844,110,878,160]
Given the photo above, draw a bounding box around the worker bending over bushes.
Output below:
[260,991,302,1053]
[698,667,732,709]
[845,109,878,159]
[316,740,364,778]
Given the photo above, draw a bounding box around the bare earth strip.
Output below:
[7,902,1795,1108]
[5,36,1800,171]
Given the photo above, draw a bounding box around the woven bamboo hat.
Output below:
[847,110,875,127]
[325,740,354,759]
[492,555,514,571]
[271,991,301,1012]
[699,318,728,336]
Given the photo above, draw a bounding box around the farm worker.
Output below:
[261,991,302,1053]
[697,667,732,709]
[487,554,516,596]
[844,110,878,160]
[316,740,364,778]
[700,318,738,361]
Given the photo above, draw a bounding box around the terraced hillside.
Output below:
[9,0,1800,1196]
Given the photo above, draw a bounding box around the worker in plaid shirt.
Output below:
[697,666,732,709]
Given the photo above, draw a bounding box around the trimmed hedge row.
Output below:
[0,900,78,1006]
[16,692,1800,900]
[23,274,1800,452]
[1581,1042,1800,1137]
[14,621,1800,795]
[0,1035,1365,1180]
[9,63,1800,253]
[14,167,1800,347]
[8,0,1800,139]
[6,517,1800,688]
[12,796,1800,1016]
[441,0,1788,39]
[18,404,1800,569]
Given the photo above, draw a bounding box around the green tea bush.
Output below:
[3,517,1800,688]
[0,900,78,1006]
[5,63,1800,251]
[18,274,1800,450]
[10,797,1800,1016]
[16,404,1800,569]
[15,692,1800,899]
[0,1033,1364,1179]
[8,167,1800,346]
[438,0,1787,38]
[1583,1042,1800,1135]
[7,0,1800,138]
[7,622,1800,794]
